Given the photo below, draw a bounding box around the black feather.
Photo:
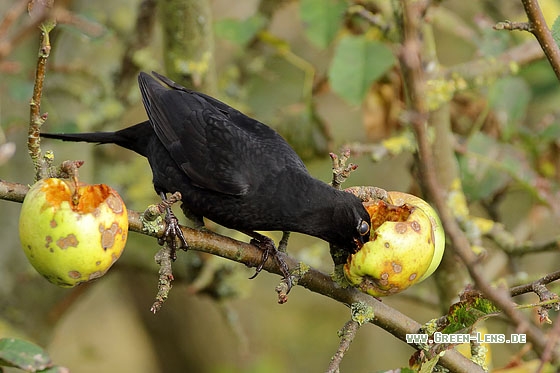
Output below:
[41,72,371,251]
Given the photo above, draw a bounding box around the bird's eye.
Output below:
[357,220,370,236]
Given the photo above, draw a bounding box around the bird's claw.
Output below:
[160,210,188,260]
[156,192,188,260]
[248,235,293,298]
[248,241,270,279]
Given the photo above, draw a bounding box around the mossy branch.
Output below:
[396,0,555,362]
[494,0,560,82]
[521,0,560,81]
[28,21,55,182]
[0,178,480,372]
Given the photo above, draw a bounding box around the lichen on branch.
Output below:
[28,20,56,182]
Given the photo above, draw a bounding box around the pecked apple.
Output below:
[19,178,128,287]
[344,191,444,297]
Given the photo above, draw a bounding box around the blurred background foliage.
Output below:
[1,0,560,372]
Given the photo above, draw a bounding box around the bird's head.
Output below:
[354,216,371,247]
[326,192,371,252]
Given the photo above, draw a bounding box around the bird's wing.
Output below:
[150,71,308,171]
[138,72,293,196]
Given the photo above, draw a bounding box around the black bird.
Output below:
[42,72,371,291]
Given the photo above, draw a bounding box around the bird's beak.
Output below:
[354,234,368,250]
[359,233,368,246]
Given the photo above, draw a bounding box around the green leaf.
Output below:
[488,77,531,141]
[552,15,560,47]
[328,35,395,104]
[459,132,511,201]
[214,14,267,46]
[477,26,510,57]
[419,356,441,373]
[0,338,52,371]
[300,0,346,48]
[539,122,560,142]
[442,296,500,335]
[460,132,545,202]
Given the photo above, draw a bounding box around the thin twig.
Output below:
[521,0,560,81]
[443,40,544,82]
[330,150,358,190]
[150,245,175,313]
[0,2,49,62]
[0,179,29,203]
[510,270,560,297]
[0,0,28,38]
[478,219,560,256]
[396,0,554,361]
[494,20,532,32]
[0,179,482,372]
[54,8,104,37]
[0,5,102,64]
[538,312,560,372]
[347,4,389,33]
[326,320,360,373]
[28,20,55,182]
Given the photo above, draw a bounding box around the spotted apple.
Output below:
[19,178,128,287]
[344,191,444,296]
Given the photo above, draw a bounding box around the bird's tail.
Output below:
[41,121,152,157]
[41,131,120,144]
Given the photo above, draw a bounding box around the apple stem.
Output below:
[56,160,84,205]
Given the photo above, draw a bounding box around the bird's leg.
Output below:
[246,232,293,294]
[277,231,290,253]
[157,192,188,260]
[275,231,292,304]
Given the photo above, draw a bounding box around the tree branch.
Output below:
[396,0,555,362]
[510,270,560,297]
[443,40,544,83]
[115,0,157,102]
[28,19,55,182]
[493,20,532,32]
[158,0,217,92]
[1,178,481,372]
[0,0,48,63]
[0,179,29,203]
[326,320,360,373]
[520,0,560,81]
[495,0,560,82]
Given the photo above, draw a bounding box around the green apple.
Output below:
[19,178,128,287]
[344,191,444,297]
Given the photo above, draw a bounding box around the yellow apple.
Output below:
[19,178,128,287]
[344,191,444,297]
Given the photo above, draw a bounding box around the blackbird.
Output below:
[42,72,371,291]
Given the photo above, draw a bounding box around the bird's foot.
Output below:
[160,209,188,261]
[248,233,293,301]
[156,192,188,260]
